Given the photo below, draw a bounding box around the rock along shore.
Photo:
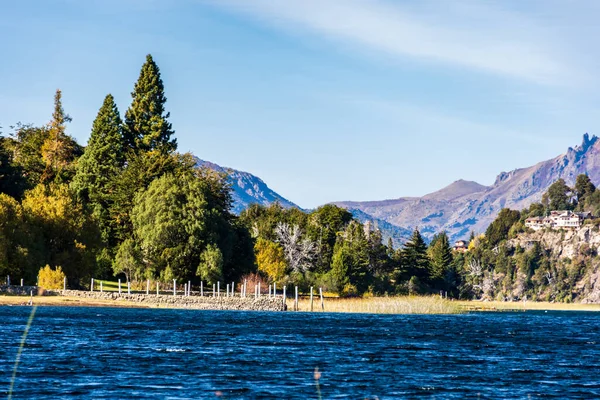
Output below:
[60,289,287,311]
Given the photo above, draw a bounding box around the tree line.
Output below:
[5,54,593,300]
[0,54,468,295]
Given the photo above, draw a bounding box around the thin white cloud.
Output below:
[212,0,577,86]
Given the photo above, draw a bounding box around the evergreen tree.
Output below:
[41,89,80,183]
[485,208,520,247]
[123,54,176,153]
[574,174,596,210]
[402,228,430,282]
[72,94,125,243]
[427,231,453,285]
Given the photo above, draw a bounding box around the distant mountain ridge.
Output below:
[334,134,600,242]
[196,134,600,245]
[194,157,298,214]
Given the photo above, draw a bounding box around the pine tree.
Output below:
[427,232,453,284]
[72,94,125,243]
[41,89,78,183]
[402,228,430,282]
[123,54,176,153]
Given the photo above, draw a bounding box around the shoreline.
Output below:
[2,294,599,313]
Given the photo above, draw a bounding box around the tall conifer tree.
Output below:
[123,54,176,153]
[73,94,124,203]
[41,89,78,183]
[427,231,453,284]
[402,228,430,281]
[72,94,125,243]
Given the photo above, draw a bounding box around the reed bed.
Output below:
[458,300,600,312]
[295,295,464,314]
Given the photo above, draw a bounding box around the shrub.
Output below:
[38,265,66,290]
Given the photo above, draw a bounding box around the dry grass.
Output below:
[293,295,464,314]
[458,300,600,312]
[0,295,147,308]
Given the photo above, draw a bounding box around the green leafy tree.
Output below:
[123,54,176,154]
[7,123,49,189]
[109,151,196,242]
[542,178,573,211]
[72,94,125,243]
[0,194,28,280]
[131,170,251,283]
[197,244,224,284]
[113,238,143,282]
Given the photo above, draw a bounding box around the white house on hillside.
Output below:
[525,211,593,231]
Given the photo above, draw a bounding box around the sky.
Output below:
[2,0,600,209]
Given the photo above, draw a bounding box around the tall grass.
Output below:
[295,296,463,314]
[458,300,600,312]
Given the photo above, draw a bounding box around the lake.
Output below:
[1,306,599,399]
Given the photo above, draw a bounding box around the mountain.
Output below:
[194,158,298,214]
[333,134,600,243]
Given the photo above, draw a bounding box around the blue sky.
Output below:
[2,0,600,208]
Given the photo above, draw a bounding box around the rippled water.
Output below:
[1,306,600,399]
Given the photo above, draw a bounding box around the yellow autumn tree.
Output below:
[22,183,100,284]
[38,265,66,290]
[255,238,287,282]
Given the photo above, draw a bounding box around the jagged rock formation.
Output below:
[334,134,600,243]
[195,157,298,214]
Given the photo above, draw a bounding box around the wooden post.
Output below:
[20,278,23,287]
[201,281,204,297]
[244,280,247,298]
[213,284,216,297]
[320,287,324,311]
[91,278,94,292]
[146,279,150,295]
[188,280,191,296]
[310,287,314,312]
[118,279,122,294]
[184,283,187,297]
[156,282,159,296]
[226,284,230,297]
[7,276,9,286]
[295,286,298,311]
[173,279,176,296]
[283,286,286,308]
[269,284,272,298]
[217,282,220,297]
[255,284,258,298]
[63,277,66,291]
[231,282,234,297]
[274,283,277,298]
[258,282,261,298]
[128,281,131,295]
[100,281,103,293]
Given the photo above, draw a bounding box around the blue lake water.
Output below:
[1,306,599,399]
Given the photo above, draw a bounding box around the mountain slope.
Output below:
[333,134,600,242]
[194,158,298,214]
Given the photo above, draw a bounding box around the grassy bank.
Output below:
[458,300,600,312]
[2,294,599,314]
[0,295,145,308]
[294,296,464,314]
